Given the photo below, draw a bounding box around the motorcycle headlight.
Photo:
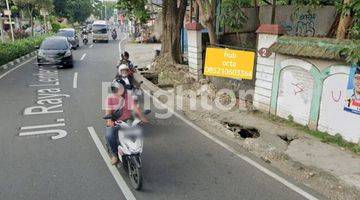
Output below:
[64,50,72,57]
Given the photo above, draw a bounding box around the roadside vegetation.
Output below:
[0,34,50,66]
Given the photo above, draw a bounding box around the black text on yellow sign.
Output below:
[204,47,255,80]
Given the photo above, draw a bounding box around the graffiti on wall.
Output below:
[277,12,317,37]
[277,67,314,125]
[296,13,316,37]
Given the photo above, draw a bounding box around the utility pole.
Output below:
[104,5,107,20]
[5,0,14,42]
[0,14,4,43]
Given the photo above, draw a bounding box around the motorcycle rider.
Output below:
[117,51,135,73]
[112,27,117,40]
[105,81,148,165]
[115,63,139,90]
[81,28,88,38]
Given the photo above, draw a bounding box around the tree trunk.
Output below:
[206,20,217,44]
[30,17,34,36]
[161,0,186,64]
[29,9,34,36]
[271,0,276,24]
[254,0,260,28]
[336,0,352,39]
[196,0,217,44]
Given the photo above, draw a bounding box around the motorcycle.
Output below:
[103,109,150,190]
[112,30,117,40]
[82,34,88,45]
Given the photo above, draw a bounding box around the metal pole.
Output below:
[104,5,107,20]
[5,0,14,42]
[43,14,47,34]
[0,16,4,43]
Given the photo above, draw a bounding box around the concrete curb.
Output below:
[1,51,37,71]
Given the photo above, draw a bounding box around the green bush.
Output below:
[51,22,61,33]
[60,23,69,29]
[0,35,50,66]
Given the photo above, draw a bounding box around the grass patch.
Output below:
[258,112,360,154]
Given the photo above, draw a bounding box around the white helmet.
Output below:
[118,64,129,71]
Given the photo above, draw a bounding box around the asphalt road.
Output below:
[0,32,323,200]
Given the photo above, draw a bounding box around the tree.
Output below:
[349,0,360,39]
[195,0,218,44]
[271,0,276,24]
[53,0,67,17]
[64,0,92,23]
[161,0,187,63]
[53,0,93,23]
[220,0,252,43]
[336,0,353,39]
[12,0,52,35]
[116,0,150,24]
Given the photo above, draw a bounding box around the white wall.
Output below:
[253,33,278,112]
[318,67,360,143]
[277,66,314,125]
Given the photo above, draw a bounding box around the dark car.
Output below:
[37,36,73,68]
[56,28,79,49]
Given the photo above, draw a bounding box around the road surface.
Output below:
[0,32,323,200]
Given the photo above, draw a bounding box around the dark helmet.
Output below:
[355,67,360,75]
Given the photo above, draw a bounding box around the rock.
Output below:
[261,156,271,163]
[199,78,209,85]
[308,172,316,177]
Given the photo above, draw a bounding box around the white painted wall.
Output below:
[186,29,203,80]
[253,33,278,112]
[277,66,314,125]
[318,69,360,143]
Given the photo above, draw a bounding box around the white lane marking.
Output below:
[89,45,93,49]
[73,72,78,88]
[80,53,87,61]
[20,123,65,130]
[87,127,136,200]
[0,57,36,80]
[143,90,319,200]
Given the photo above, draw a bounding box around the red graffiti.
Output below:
[291,82,304,95]
[331,91,341,102]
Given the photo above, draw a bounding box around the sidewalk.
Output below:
[130,43,360,200]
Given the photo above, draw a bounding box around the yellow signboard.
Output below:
[204,47,255,80]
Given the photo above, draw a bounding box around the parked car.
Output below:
[37,36,73,68]
[56,28,79,49]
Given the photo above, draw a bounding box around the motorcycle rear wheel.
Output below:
[128,160,143,190]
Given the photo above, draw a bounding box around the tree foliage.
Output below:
[220,0,252,33]
[53,0,92,23]
[13,0,53,15]
[116,0,150,24]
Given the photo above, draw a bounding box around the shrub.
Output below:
[0,34,50,66]
[51,22,61,33]
[60,23,69,29]
[13,29,29,39]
